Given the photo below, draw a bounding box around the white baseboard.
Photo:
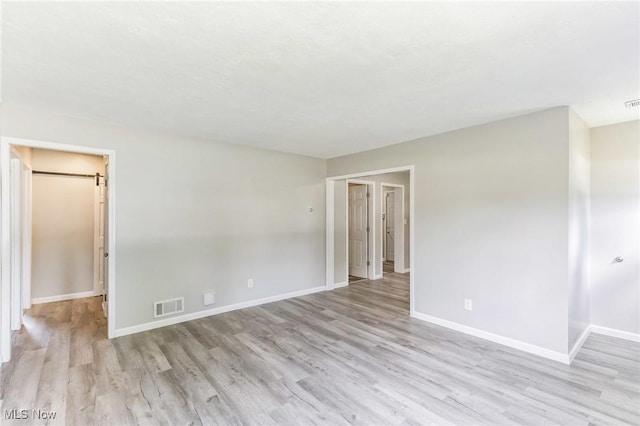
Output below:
[32,290,101,305]
[331,281,348,289]
[568,325,591,363]
[410,311,570,364]
[373,274,383,280]
[115,286,326,338]
[590,324,640,343]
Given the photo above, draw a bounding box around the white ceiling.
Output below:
[2,2,639,159]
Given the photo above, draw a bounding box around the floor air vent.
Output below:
[154,297,184,318]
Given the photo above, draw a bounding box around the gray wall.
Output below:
[333,180,347,283]
[2,104,327,330]
[328,107,571,353]
[590,120,640,334]
[31,149,105,299]
[567,109,591,348]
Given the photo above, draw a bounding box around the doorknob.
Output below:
[614,256,623,263]
[104,252,109,258]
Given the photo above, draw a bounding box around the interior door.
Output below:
[348,184,368,278]
[96,174,106,299]
[102,159,109,318]
[385,191,395,262]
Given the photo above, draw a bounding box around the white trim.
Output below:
[330,166,417,181]
[331,281,348,289]
[372,274,383,280]
[345,180,349,284]
[1,141,11,361]
[106,155,116,339]
[590,324,640,342]
[411,311,571,364]
[1,136,117,362]
[409,167,415,315]
[22,164,32,311]
[32,290,100,305]
[568,325,592,363]
[9,155,23,331]
[3,137,115,156]
[403,268,411,273]
[115,285,326,337]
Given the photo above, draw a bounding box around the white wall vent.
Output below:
[625,99,640,108]
[154,297,184,318]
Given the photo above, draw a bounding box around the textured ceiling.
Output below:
[2,2,639,158]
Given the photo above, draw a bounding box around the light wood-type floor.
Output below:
[1,272,639,425]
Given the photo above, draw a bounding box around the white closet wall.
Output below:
[31,149,104,302]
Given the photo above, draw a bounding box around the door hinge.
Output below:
[366,192,370,198]
[366,226,370,232]
[367,261,370,266]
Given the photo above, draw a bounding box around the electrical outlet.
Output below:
[464,299,472,311]
[204,291,215,306]
[248,279,254,288]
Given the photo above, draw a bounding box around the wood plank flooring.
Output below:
[1,272,639,425]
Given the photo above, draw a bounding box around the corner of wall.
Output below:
[567,108,591,350]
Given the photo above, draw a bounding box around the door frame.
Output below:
[8,151,34,327]
[380,183,405,273]
[1,136,117,363]
[326,165,415,315]
[8,150,26,331]
[21,161,33,312]
[346,179,375,280]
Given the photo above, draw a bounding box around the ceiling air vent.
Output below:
[154,297,184,318]
[625,99,640,108]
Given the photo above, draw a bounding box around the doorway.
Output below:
[1,137,116,363]
[326,166,414,314]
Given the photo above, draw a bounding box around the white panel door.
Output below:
[95,177,106,297]
[385,191,395,262]
[349,184,368,278]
